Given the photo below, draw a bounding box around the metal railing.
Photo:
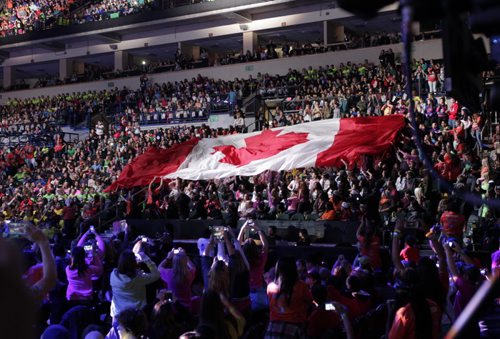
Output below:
[94,185,150,231]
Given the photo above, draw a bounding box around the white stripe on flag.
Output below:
[165,119,340,180]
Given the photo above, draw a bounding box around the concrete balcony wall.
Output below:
[0,39,443,103]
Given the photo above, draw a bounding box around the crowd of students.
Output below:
[0,51,499,338]
[2,200,500,338]
[0,0,155,37]
[71,0,154,25]
[1,29,408,92]
[0,0,85,37]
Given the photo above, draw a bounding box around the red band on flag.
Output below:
[104,138,199,191]
[213,129,310,167]
[315,115,405,168]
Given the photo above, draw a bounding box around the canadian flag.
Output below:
[106,115,404,191]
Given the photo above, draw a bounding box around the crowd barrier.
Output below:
[122,218,359,244]
[173,239,361,264]
[236,219,359,244]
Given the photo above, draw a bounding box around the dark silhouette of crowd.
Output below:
[1,53,499,339]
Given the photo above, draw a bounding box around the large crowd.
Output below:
[0,0,155,37]
[1,52,500,339]
[0,0,85,37]
[2,30,408,92]
[71,0,154,25]
[0,0,241,38]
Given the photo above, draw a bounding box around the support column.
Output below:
[179,42,200,61]
[3,66,13,90]
[323,21,345,46]
[114,50,129,72]
[59,58,73,81]
[73,60,85,75]
[243,31,258,55]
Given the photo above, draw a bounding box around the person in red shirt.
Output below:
[62,200,78,237]
[307,285,341,338]
[266,257,312,338]
[439,199,465,240]
[356,219,382,269]
[400,235,420,265]
[320,202,336,220]
[448,98,459,128]
[389,268,442,339]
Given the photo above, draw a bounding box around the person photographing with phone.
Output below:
[76,225,106,259]
[200,227,251,314]
[307,284,354,339]
[0,222,57,339]
[444,239,482,328]
[74,225,106,286]
[159,247,196,311]
[65,243,102,303]
[110,238,160,322]
[238,219,269,311]
[389,218,443,339]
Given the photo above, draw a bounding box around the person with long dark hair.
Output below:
[110,248,160,321]
[238,220,269,310]
[65,246,102,301]
[159,247,196,311]
[265,257,312,338]
[393,219,449,314]
[389,268,441,339]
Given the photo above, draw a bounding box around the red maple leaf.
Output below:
[213,129,309,166]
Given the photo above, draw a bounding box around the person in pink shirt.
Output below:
[159,248,196,310]
[286,189,300,215]
[65,246,102,301]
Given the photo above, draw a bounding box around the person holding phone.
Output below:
[77,225,106,259]
[238,219,269,311]
[307,285,342,338]
[65,245,102,302]
[389,219,444,339]
[444,241,482,321]
[159,247,196,311]
[0,222,57,339]
[110,246,160,322]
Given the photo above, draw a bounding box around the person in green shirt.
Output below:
[67,147,76,157]
[43,193,56,201]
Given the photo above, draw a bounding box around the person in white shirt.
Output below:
[233,112,245,132]
[95,121,104,136]
[319,173,331,191]
[395,171,407,192]
[110,247,160,321]
[287,174,301,192]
